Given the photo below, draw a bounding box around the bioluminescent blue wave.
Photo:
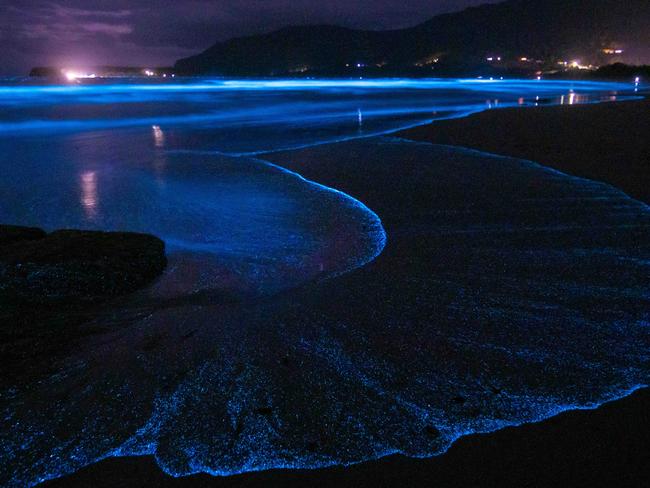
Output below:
[0,132,385,297]
[0,79,648,487]
[0,78,641,154]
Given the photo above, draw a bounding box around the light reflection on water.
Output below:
[79,171,98,220]
[152,124,165,148]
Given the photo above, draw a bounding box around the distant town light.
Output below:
[63,70,96,82]
[567,60,592,70]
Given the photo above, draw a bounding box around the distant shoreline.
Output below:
[22,64,650,82]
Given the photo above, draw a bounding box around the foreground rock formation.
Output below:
[0,226,166,304]
[0,224,166,387]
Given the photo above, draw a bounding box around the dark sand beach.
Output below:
[400,98,650,205]
[45,98,650,487]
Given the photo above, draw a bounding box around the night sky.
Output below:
[0,0,498,75]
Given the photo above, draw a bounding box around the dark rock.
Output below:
[0,225,168,388]
[0,227,166,305]
[0,224,47,246]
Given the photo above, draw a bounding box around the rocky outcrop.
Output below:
[0,226,166,304]
[0,224,47,246]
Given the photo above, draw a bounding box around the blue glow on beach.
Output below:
[1,79,649,487]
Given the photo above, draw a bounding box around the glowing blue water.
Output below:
[0,77,639,154]
[0,131,385,297]
[0,79,648,486]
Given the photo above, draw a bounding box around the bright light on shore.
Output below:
[63,70,97,82]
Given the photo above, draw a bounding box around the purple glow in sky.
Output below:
[0,0,499,75]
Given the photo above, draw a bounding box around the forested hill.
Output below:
[175,0,650,76]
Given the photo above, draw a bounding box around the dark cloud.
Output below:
[0,0,497,74]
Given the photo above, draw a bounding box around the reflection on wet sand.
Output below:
[80,171,98,220]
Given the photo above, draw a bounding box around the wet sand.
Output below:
[45,98,650,487]
[400,98,650,205]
